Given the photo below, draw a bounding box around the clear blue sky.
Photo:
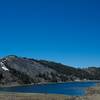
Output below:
[0,0,100,67]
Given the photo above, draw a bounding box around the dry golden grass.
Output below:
[0,93,99,100]
[0,93,75,100]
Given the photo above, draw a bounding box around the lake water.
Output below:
[0,82,96,96]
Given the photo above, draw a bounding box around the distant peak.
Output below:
[2,55,18,61]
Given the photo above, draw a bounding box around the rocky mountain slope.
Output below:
[0,55,99,86]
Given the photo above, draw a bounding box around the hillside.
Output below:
[0,55,99,86]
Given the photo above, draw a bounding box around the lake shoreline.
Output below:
[0,80,98,88]
[0,81,99,100]
[0,85,99,100]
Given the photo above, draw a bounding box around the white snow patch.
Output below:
[2,66,9,71]
[0,62,9,71]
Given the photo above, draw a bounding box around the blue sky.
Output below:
[0,0,100,67]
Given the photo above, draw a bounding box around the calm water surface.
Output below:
[0,82,96,96]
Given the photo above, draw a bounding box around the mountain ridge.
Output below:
[0,55,99,86]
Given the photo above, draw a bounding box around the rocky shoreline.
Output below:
[86,83,100,95]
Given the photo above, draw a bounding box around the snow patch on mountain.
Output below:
[0,62,9,71]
